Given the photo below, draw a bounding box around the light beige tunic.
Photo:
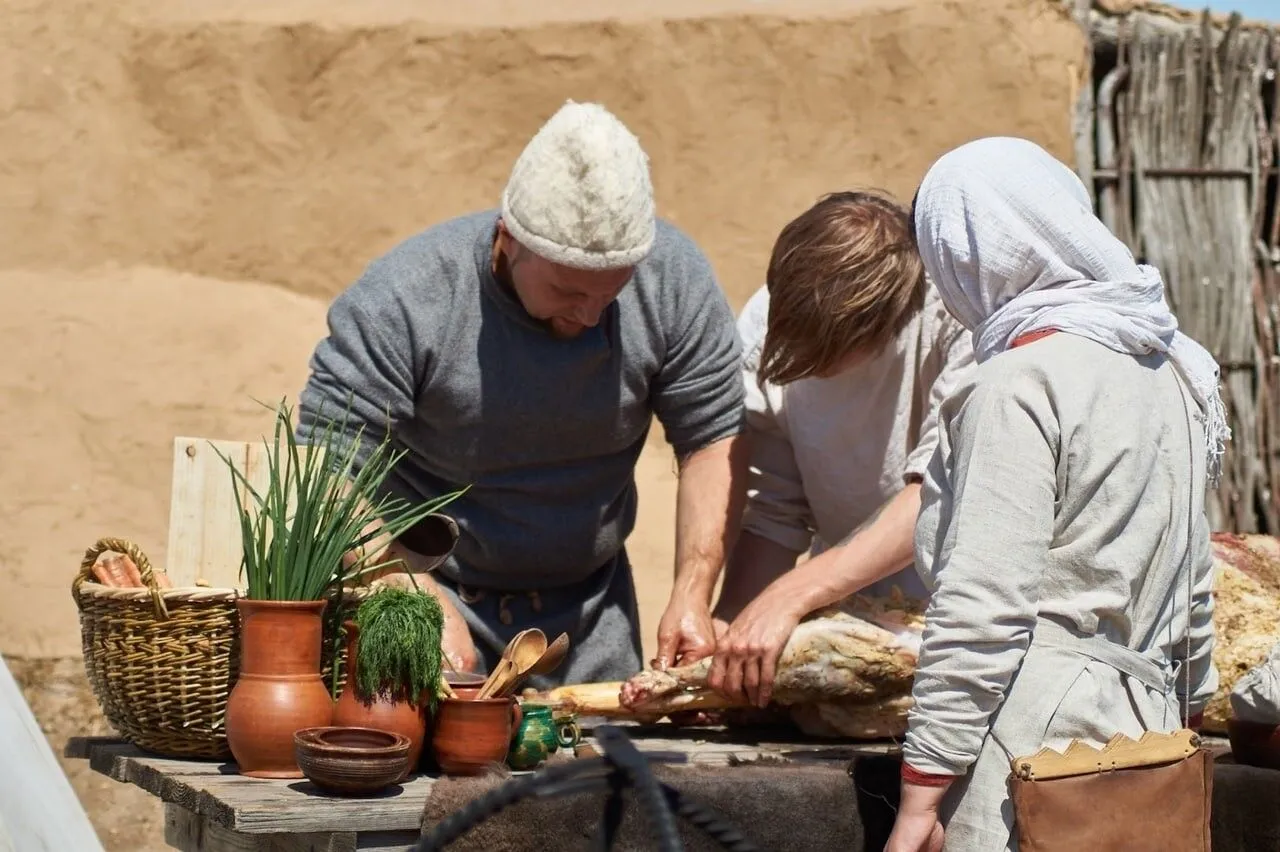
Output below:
[736,283,975,600]
[905,333,1219,851]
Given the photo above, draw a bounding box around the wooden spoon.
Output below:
[490,632,569,700]
[475,629,531,699]
[477,659,518,700]
[528,632,570,677]
[510,629,548,671]
[491,630,549,698]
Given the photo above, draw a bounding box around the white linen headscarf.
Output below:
[912,136,1229,485]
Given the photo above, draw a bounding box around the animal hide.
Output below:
[528,534,1280,738]
[1204,533,1280,733]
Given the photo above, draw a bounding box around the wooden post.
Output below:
[1072,0,1096,203]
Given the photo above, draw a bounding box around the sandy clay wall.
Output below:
[0,0,1084,847]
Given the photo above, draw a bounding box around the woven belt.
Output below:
[456,583,544,626]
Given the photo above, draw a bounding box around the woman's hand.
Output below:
[885,778,950,852]
[706,588,805,708]
[884,812,944,852]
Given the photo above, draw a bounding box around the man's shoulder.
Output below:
[633,218,733,324]
[639,218,717,286]
[376,210,496,272]
[343,210,494,305]
[650,217,710,259]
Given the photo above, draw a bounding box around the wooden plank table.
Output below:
[66,723,906,851]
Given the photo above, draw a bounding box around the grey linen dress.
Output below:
[904,332,1219,851]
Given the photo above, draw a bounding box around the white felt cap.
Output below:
[501,101,655,270]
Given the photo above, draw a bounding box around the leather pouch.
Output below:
[1008,729,1213,852]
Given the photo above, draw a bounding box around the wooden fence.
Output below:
[1076,3,1280,534]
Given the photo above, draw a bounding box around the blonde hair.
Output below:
[760,190,925,386]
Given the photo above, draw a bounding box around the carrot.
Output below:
[118,554,144,588]
[91,553,130,587]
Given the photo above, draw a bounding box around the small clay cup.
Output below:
[294,727,412,795]
[445,671,487,691]
[431,695,523,776]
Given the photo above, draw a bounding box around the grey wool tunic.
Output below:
[906,333,1218,851]
[296,210,745,687]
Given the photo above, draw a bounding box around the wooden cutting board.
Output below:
[163,437,274,590]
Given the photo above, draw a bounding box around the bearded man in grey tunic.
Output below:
[295,101,747,688]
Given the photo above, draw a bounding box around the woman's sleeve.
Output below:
[902,372,1058,777]
[1177,511,1219,716]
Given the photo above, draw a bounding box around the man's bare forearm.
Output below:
[712,531,802,621]
[768,483,922,617]
[672,435,749,604]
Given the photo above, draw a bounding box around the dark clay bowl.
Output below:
[1227,719,1280,770]
[294,726,413,795]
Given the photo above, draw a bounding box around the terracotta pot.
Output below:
[225,599,335,779]
[431,695,523,776]
[332,621,428,778]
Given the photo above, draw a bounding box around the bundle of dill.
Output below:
[353,586,446,710]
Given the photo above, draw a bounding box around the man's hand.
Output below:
[663,616,729,726]
[661,435,747,668]
[706,586,805,707]
[440,603,481,673]
[653,595,722,670]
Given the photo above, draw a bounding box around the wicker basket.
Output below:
[72,537,243,759]
[72,537,362,760]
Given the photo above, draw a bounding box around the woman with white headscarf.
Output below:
[885,137,1225,852]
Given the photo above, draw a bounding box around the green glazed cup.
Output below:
[507,703,580,770]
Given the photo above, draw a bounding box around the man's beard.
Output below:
[548,317,587,339]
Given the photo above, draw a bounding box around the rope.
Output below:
[414,725,763,852]
[660,784,761,852]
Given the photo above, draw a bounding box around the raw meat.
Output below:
[532,593,925,738]
[529,534,1280,739]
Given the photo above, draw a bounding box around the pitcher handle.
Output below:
[557,719,581,749]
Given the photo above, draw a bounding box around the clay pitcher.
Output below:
[397,514,460,571]
[225,599,334,778]
[332,621,428,777]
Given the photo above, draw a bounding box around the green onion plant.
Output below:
[213,397,467,601]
